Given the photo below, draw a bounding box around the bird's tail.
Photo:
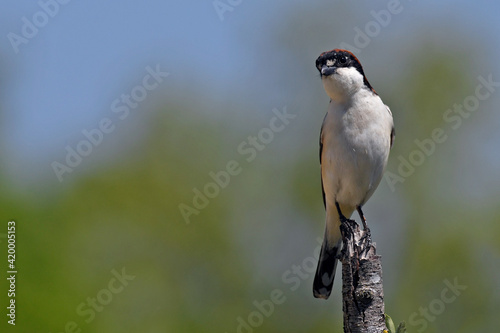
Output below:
[313,234,341,299]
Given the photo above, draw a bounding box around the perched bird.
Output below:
[313,49,395,299]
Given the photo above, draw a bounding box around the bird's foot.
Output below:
[358,225,373,256]
[363,225,371,239]
[339,215,355,232]
[360,226,371,243]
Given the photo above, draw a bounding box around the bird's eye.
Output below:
[338,55,348,65]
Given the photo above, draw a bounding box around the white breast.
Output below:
[321,89,393,209]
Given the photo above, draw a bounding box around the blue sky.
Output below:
[1,0,499,186]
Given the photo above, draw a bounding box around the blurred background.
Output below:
[0,1,499,332]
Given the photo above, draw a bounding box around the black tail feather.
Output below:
[313,239,340,299]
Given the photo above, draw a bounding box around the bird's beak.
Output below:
[321,65,336,77]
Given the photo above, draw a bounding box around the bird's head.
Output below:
[315,49,375,102]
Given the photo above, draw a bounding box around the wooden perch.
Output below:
[340,218,387,333]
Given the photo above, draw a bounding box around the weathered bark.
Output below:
[340,218,387,333]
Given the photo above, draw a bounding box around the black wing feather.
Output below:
[319,113,327,208]
[390,126,395,148]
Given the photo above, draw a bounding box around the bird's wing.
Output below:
[390,126,395,148]
[386,105,395,148]
[319,113,328,208]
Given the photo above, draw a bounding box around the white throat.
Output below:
[322,67,366,103]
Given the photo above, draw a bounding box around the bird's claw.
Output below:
[359,227,372,255]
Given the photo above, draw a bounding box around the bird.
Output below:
[313,49,395,299]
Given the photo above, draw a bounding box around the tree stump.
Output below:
[340,218,387,333]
